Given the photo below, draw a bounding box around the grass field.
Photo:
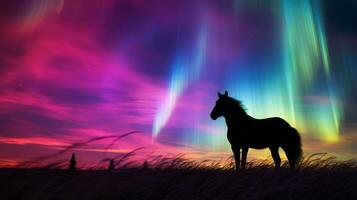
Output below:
[1,154,357,200]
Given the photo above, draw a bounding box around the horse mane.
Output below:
[227,97,247,115]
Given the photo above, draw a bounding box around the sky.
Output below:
[0,0,357,167]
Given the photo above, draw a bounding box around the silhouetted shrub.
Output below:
[108,159,115,171]
[68,153,77,171]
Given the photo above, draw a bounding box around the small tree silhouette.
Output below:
[68,153,77,171]
[142,160,148,169]
[108,159,115,171]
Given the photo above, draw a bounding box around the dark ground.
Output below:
[1,155,357,200]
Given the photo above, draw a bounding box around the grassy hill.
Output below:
[1,154,356,200]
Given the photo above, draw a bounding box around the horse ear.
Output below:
[218,92,222,98]
[224,90,228,97]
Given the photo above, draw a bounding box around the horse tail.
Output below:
[285,127,302,167]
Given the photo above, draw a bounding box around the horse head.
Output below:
[210,90,229,120]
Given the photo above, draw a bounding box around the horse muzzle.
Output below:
[210,113,218,120]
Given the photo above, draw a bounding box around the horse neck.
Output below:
[223,110,253,128]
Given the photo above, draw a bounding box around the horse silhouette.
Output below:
[210,91,302,170]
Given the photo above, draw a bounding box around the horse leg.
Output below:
[281,146,296,169]
[289,159,296,169]
[232,146,241,171]
[269,146,281,169]
[241,147,249,170]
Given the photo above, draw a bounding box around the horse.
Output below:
[210,91,302,170]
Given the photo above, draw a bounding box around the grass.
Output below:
[0,153,357,200]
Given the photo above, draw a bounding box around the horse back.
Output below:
[259,117,291,129]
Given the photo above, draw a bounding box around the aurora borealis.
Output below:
[0,0,357,167]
